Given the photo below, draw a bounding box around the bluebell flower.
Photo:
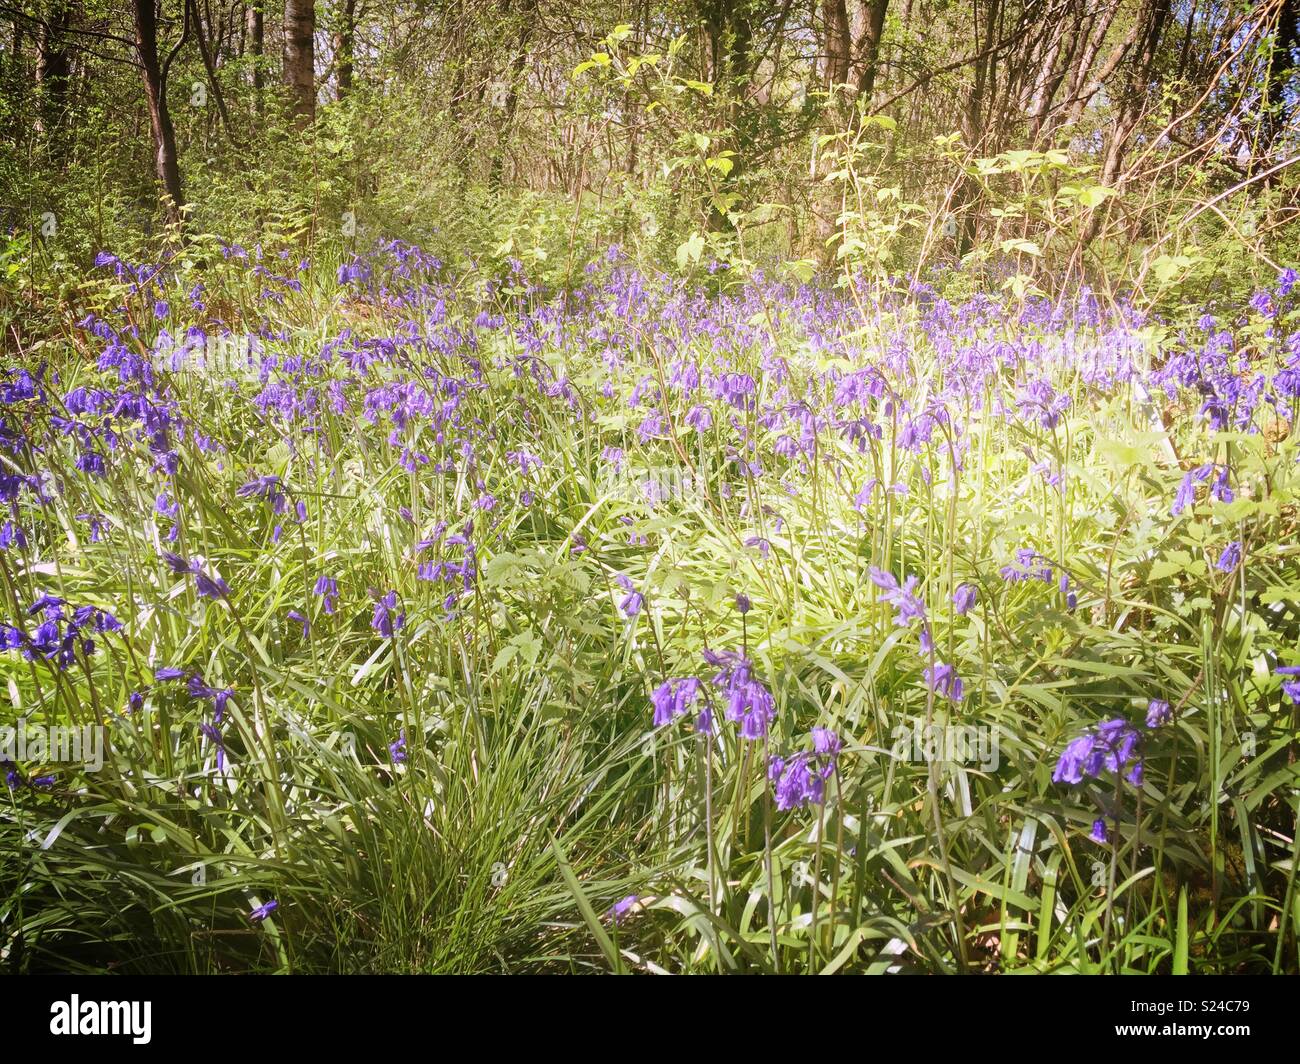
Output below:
[1216,541,1241,572]
[650,677,701,727]
[1276,666,1300,706]
[703,649,775,740]
[770,753,825,810]
[923,662,964,702]
[237,474,287,514]
[1053,718,1143,785]
[249,900,278,922]
[952,584,977,615]
[869,568,926,627]
[371,591,405,638]
[605,894,640,926]
[313,575,338,614]
[769,728,840,811]
[615,575,643,618]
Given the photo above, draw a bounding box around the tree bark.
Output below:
[188,0,238,140]
[246,2,264,116]
[132,0,186,228]
[489,0,536,190]
[35,2,73,143]
[1097,0,1170,191]
[850,0,889,100]
[1260,0,1299,167]
[335,0,356,100]
[283,0,315,127]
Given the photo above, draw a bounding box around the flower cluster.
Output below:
[1053,700,1174,790]
[704,649,776,740]
[768,727,841,811]
[650,676,703,728]
[161,552,232,600]
[1,596,122,670]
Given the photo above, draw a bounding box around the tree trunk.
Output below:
[132,0,186,228]
[850,0,889,101]
[247,2,264,116]
[335,0,356,100]
[1097,0,1170,191]
[1061,0,1130,129]
[814,0,888,255]
[1259,0,1299,171]
[35,2,73,144]
[1080,0,1169,247]
[822,0,852,92]
[188,0,238,140]
[489,0,536,190]
[283,0,315,127]
[955,0,1000,256]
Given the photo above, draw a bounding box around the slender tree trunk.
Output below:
[850,0,889,100]
[1026,14,1068,135]
[822,0,852,102]
[1097,0,1170,191]
[955,0,999,255]
[132,0,186,227]
[335,0,356,100]
[247,2,264,117]
[35,2,73,146]
[1080,0,1169,247]
[1259,0,1299,173]
[1062,0,1131,129]
[489,0,536,190]
[283,0,315,127]
[4,18,25,141]
[188,0,238,140]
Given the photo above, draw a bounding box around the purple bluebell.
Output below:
[869,568,927,627]
[1053,718,1143,786]
[615,575,643,618]
[1276,666,1300,706]
[1216,541,1241,572]
[605,894,639,926]
[371,591,405,638]
[650,677,701,727]
[249,900,279,922]
[952,584,977,615]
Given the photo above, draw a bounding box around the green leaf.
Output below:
[676,233,705,271]
[1078,184,1118,208]
[1173,887,1189,974]
[552,836,625,974]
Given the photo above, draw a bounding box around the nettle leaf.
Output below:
[999,238,1041,257]
[1077,184,1118,208]
[1151,252,1202,283]
[676,233,705,270]
[572,53,612,78]
[784,259,817,284]
[1001,149,1041,171]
